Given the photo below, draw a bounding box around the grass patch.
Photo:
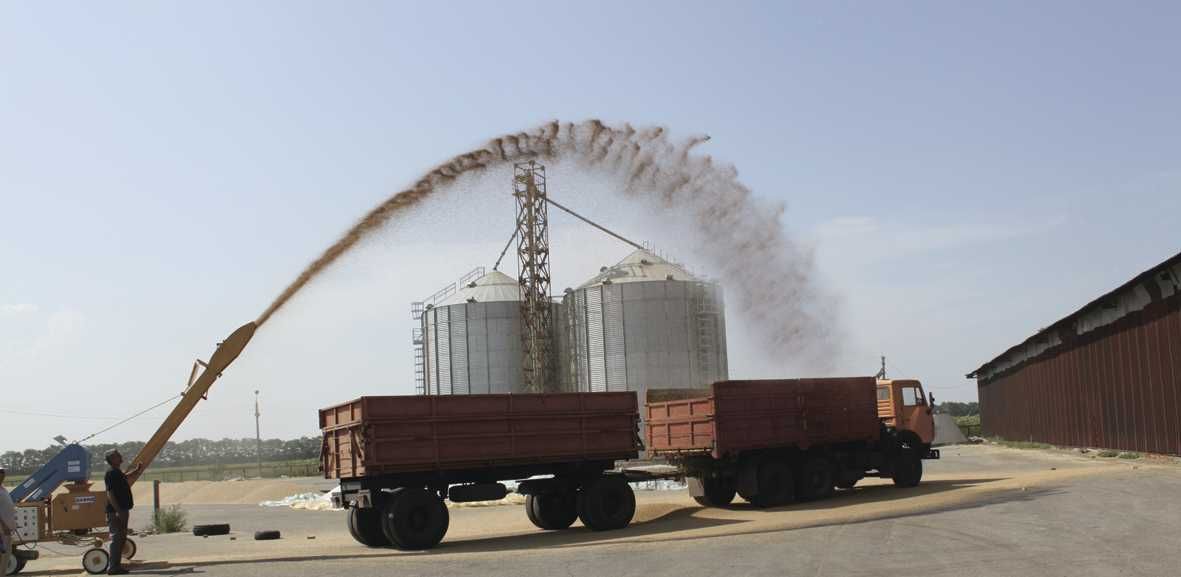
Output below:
[1117,452,1142,460]
[150,505,189,533]
[1097,449,1120,458]
[991,438,1053,450]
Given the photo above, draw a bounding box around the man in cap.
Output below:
[0,465,16,576]
[103,450,140,575]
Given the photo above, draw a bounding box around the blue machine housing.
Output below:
[10,444,92,502]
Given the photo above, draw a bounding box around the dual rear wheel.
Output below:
[346,488,450,551]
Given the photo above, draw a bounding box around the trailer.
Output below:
[645,377,939,507]
[320,392,641,550]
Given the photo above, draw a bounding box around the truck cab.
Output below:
[876,379,935,445]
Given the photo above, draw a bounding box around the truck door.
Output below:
[899,384,934,444]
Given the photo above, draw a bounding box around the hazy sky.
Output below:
[2,1,1179,452]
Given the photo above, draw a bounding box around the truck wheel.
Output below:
[796,457,835,501]
[892,451,923,488]
[691,477,736,507]
[750,460,793,508]
[381,488,450,550]
[527,492,578,530]
[577,476,636,531]
[348,506,391,547]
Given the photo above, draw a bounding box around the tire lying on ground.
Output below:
[192,524,231,537]
[254,530,281,541]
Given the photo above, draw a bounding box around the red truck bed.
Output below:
[321,392,639,479]
[645,378,880,459]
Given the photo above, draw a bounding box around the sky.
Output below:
[2,1,1179,452]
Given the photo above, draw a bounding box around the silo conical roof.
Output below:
[579,249,698,288]
[437,270,522,305]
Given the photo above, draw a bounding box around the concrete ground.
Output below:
[16,444,1181,577]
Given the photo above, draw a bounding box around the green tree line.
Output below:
[935,401,979,417]
[0,436,320,475]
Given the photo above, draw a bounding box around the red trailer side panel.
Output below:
[320,392,640,479]
[645,378,880,459]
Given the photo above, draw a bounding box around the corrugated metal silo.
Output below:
[564,249,728,397]
[418,270,571,395]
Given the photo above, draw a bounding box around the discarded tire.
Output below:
[254,530,281,541]
[192,524,231,537]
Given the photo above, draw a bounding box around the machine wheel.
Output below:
[691,476,737,508]
[527,492,578,530]
[122,538,137,560]
[348,506,390,547]
[192,523,231,536]
[577,476,636,531]
[82,548,110,575]
[796,457,835,501]
[892,450,923,488]
[5,552,25,576]
[381,488,450,550]
[749,460,794,508]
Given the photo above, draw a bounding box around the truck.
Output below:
[645,377,938,507]
[320,392,641,550]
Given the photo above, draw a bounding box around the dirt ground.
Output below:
[16,444,1181,577]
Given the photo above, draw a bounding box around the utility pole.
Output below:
[514,161,555,393]
[254,389,262,479]
[876,356,887,380]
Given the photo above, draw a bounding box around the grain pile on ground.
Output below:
[88,478,313,505]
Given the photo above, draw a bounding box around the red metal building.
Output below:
[968,251,1181,456]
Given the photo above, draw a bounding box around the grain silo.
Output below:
[563,249,728,396]
[414,269,570,395]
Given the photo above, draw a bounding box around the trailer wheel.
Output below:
[892,450,923,488]
[796,457,835,501]
[82,548,109,575]
[348,506,391,547]
[527,492,578,530]
[750,460,793,508]
[691,477,736,508]
[381,488,450,550]
[577,476,635,531]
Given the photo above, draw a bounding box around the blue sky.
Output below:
[2,1,1178,451]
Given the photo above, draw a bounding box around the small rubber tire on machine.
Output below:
[348,506,391,547]
[5,551,26,576]
[691,476,737,508]
[577,476,636,531]
[891,449,923,488]
[795,457,835,501]
[254,530,281,541]
[121,538,137,560]
[526,492,579,530]
[381,487,450,550]
[82,548,110,575]
[192,523,231,536]
[749,460,794,508]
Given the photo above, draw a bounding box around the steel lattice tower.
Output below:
[514,161,554,393]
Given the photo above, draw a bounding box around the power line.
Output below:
[74,393,183,444]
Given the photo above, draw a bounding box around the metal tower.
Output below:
[514,161,554,392]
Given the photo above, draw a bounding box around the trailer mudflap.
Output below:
[925,449,940,460]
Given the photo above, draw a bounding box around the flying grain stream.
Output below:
[257,120,837,363]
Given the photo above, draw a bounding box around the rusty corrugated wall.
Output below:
[977,296,1181,455]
